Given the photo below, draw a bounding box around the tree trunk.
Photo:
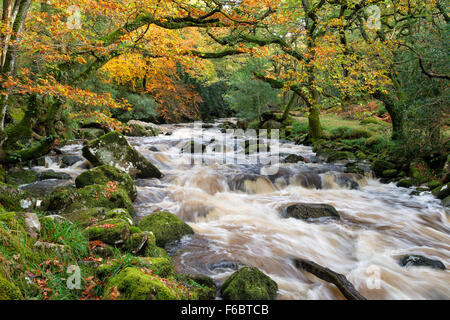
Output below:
[373,90,404,140]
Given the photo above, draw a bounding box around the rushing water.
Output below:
[29,119,449,300]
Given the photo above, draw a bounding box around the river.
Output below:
[28,119,450,300]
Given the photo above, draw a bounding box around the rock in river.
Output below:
[282,203,340,220]
[82,131,162,179]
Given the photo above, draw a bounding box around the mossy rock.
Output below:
[397,179,413,188]
[442,195,450,207]
[75,165,137,201]
[432,183,450,200]
[123,231,156,255]
[0,183,37,211]
[124,123,154,137]
[6,167,38,185]
[103,267,181,300]
[220,266,278,300]
[382,169,398,178]
[187,274,217,300]
[326,151,354,163]
[63,207,108,227]
[44,184,136,215]
[0,275,23,300]
[261,120,282,130]
[372,160,396,177]
[83,218,131,245]
[82,131,162,179]
[365,135,385,147]
[428,180,443,190]
[138,212,194,248]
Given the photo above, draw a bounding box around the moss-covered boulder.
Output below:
[382,169,398,178]
[103,267,182,300]
[432,183,450,200]
[0,183,37,211]
[0,275,23,300]
[220,266,278,300]
[124,122,156,137]
[6,167,38,185]
[43,184,136,215]
[397,179,413,188]
[75,165,137,201]
[372,160,396,177]
[187,274,217,300]
[138,212,194,248]
[123,231,156,255]
[84,218,131,245]
[62,207,108,227]
[82,131,162,179]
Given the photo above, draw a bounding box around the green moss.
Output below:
[0,183,36,211]
[83,218,131,246]
[432,183,450,200]
[123,231,154,255]
[382,169,398,178]
[103,267,179,300]
[77,184,136,215]
[138,212,194,247]
[62,207,108,227]
[75,165,137,201]
[44,185,136,215]
[220,266,278,300]
[106,208,133,225]
[330,127,373,140]
[5,167,38,186]
[0,275,23,300]
[372,160,396,177]
[428,180,443,190]
[397,179,413,188]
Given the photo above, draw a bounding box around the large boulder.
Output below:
[43,185,136,216]
[125,122,157,137]
[103,267,183,300]
[399,255,446,270]
[75,165,137,201]
[220,266,278,300]
[84,218,131,246]
[138,212,194,248]
[282,203,340,220]
[82,131,162,179]
[432,183,450,200]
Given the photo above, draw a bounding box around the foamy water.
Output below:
[29,120,450,299]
